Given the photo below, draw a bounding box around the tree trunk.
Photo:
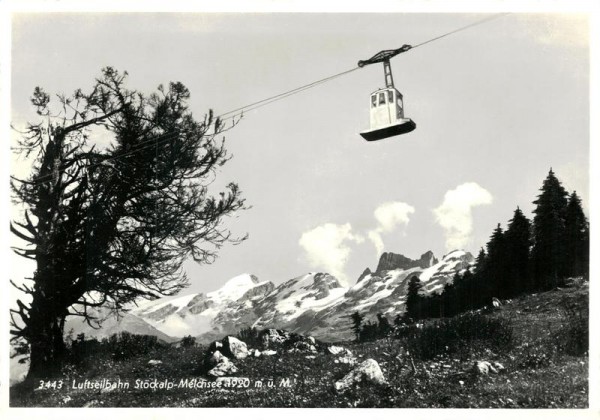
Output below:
[24,293,68,384]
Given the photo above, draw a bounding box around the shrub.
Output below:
[181,335,197,348]
[237,326,262,349]
[555,294,588,356]
[516,342,552,369]
[402,312,513,360]
[67,333,104,363]
[102,332,166,361]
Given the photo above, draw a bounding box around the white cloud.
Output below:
[299,223,363,284]
[368,202,415,256]
[373,202,415,232]
[433,182,493,251]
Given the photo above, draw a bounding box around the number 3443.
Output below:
[36,380,64,390]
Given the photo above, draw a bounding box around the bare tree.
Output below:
[10,68,247,382]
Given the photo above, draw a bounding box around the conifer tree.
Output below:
[405,276,422,320]
[485,224,510,298]
[564,191,589,277]
[531,169,569,289]
[504,207,532,294]
[349,311,364,341]
[444,272,463,316]
[376,313,392,337]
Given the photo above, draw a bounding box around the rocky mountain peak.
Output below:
[356,268,372,284]
[375,251,438,274]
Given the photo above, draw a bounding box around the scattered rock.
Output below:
[289,341,317,353]
[334,359,387,392]
[260,329,291,348]
[336,356,357,365]
[208,359,238,377]
[327,345,350,356]
[147,359,162,365]
[473,361,499,375]
[492,361,505,372]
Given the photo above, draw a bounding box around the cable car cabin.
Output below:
[360,87,416,141]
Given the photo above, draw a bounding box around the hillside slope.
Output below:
[11,281,589,408]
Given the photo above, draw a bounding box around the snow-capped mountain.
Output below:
[68,250,473,343]
[131,274,275,340]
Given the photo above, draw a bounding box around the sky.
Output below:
[8,11,591,296]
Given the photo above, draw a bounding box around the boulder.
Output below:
[252,349,261,357]
[492,297,502,308]
[334,359,386,392]
[208,335,249,359]
[261,350,277,356]
[147,359,162,365]
[208,359,238,377]
[220,336,249,359]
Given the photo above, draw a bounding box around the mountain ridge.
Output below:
[66,250,474,343]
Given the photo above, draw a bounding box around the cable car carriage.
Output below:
[358,45,416,141]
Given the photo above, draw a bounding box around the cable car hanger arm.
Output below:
[357,44,412,67]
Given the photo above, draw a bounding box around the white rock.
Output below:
[336,356,357,365]
[222,336,249,359]
[147,359,162,365]
[208,359,238,377]
[253,349,261,357]
[334,359,387,392]
[327,345,345,355]
[261,350,277,356]
[473,361,498,375]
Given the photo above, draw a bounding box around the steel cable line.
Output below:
[411,13,509,49]
[217,66,361,121]
[15,13,508,186]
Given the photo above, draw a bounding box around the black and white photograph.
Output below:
[1,1,597,416]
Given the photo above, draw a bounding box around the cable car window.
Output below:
[371,95,377,108]
[379,93,386,105]
[388,91,394,103]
